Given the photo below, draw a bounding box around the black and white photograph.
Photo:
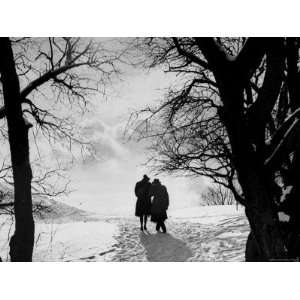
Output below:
[0,1,299,299]
[1,35,299,263]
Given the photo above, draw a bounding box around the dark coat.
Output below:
[149,182,169,222]
[135,179,151,217]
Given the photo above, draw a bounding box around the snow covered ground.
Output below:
[109,205,248,262]
[0,204,249,262]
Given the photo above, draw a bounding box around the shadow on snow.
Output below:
[140,232,193,262]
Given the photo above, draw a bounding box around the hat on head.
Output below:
[143,174,150,180]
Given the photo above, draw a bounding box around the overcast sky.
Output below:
[56,61,209,216]
[0,38,209,217]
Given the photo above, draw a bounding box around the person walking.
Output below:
[135,175,152,231]
[149,178,169,233]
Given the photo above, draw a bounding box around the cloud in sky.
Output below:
[0,38,208,216]
[20,55,208,216]
[60,67,209,216]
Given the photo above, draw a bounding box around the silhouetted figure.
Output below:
[135,175,152,231]
[149,179,169,233]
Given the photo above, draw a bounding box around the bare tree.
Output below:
[0,37,125,261]
[201,184,235,206]
[131,37,300,261]
[0,37,34,261]
[0,159,71,217]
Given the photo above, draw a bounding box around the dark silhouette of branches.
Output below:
[0,159,71,216]
[130,37,300,261]
[0,37,125,204]
[0,38,125,150]
[0,37,128,261]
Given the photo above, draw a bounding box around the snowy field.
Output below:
[0,203,249,262]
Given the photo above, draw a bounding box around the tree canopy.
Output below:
[131,37,300,261]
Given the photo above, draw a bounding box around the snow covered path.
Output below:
[0,205,250,262]
[107,215,249,262]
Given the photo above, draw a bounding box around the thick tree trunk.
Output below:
[196,37,287,260]
[0,38,34,261]
[244,208,285,261]
[245,231,261,261]
[235,150,286,261]
[220,83,286,261]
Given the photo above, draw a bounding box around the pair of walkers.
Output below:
[134,175,169,233]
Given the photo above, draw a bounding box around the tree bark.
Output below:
[0,38,34,261]
[216,67,286,261]
[224,95,286,261]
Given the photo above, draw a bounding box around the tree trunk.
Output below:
[195,37,287,260]
[234,146,286,261]
[245,231,261,261]
[244,207,285,261]
[219,81,286,261]
[0,38,34,261]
